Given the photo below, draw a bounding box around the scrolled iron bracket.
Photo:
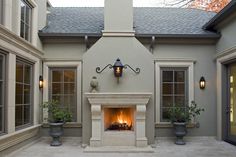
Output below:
[124,64,140,74]
[96,64,113,73]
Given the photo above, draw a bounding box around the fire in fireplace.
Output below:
[104,107,134,131]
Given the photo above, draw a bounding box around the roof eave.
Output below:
[39,32,221,39]
[203,1,236,30]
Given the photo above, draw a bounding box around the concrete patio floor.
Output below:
[6,137,236,157]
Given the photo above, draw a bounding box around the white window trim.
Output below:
[43,61,82,124]
[155,61,194,124]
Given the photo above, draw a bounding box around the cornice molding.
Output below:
[0,25,44,58]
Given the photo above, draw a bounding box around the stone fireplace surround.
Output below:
[85,93,152,152]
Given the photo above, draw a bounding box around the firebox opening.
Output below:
[104,107,134,131]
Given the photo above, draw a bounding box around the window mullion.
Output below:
[172,70,175,108]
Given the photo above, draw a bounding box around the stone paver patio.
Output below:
[6,137,236,157]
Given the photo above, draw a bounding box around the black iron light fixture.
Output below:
[96,58,140,82]
[39,75,43,89]
[199,76,206,90]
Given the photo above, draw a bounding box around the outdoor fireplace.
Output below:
[85,93,151,148]
[104,107,134,131]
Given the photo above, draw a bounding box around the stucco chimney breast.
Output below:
[82,0,154,148]
[104,0,134,33]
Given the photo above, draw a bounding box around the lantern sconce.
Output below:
[199,76,206,90]
[96,58,140,82]
[39,75,43,89]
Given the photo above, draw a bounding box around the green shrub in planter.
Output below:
[42,100,72,146]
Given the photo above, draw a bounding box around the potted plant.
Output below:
[168,101,204,145]
[42,100,72,146]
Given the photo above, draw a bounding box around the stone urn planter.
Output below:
[42,100,72,146]
[173,122,187,145]
[49,122,64,146]
[168,101,204,145]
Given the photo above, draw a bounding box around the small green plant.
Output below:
[168,101,204,123]
[42,100,72,123]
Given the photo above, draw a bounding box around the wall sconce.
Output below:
[199,76,206,90]
[96,58,140,82]
[39,75,43,89]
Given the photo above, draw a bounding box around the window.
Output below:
[49,68,77,122]
[0,0,3,24]
[15,59,33,128]
[160,68,188,122]
[155,61,194,123]
[20,0,32,41]
[0,53,6,134]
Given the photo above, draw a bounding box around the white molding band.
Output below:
[0,25,44,58]
[43,61,82,124]
[215,45,236,60]
[155,61,195,124]
[102,30,135,37]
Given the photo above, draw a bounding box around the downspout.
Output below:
[85,35,90,51]
[149,36,155,53]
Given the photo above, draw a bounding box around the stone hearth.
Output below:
[85,93,151,150]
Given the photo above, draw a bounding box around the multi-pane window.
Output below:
[15,59,33,128]
[161,68,188,122]
[0,53,5,134]
[20,0,32,41]
[49,68,77,122]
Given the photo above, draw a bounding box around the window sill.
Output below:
[42,122,82,128]
[155,123,196,128]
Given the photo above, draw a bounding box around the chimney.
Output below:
[104,0,134,33]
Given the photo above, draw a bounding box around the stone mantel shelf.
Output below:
[85,92,152,105]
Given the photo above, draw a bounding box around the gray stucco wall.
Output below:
[82,37,155,144]
[43,43,85,60]
[41,39,217,139]
[153,44,217,137]
[216,17,236,54]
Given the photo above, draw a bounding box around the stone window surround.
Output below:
[15,58,33,129]
[216,47,236,141]
[43,61,82,124]
[0,52,6,134]
[155,60,194,124]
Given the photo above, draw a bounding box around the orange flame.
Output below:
[115,110,131,126]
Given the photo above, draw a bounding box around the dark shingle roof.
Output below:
[39,7,219,38]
